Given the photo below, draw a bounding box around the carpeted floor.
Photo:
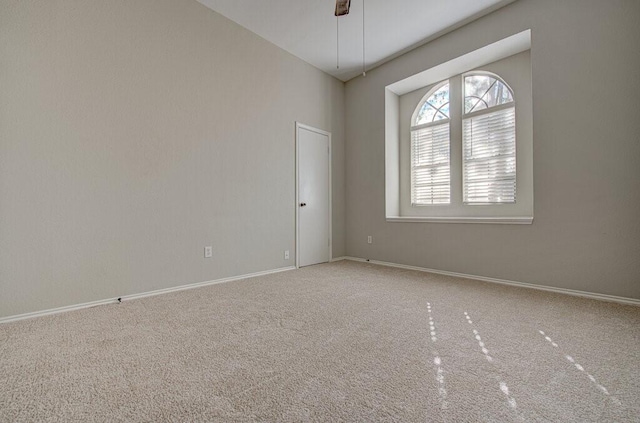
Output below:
[1,261,639,422]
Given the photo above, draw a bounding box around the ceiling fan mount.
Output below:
[335,0,351,17]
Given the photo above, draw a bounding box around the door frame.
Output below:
[295,122,332,269]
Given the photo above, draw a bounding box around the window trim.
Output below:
[385,216,533,224]
[384,30,533,224]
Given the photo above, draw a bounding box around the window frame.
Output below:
[461,72,517,205]
[410,81,452,206]
[408,72,520,209]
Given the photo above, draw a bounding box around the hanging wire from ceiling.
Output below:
[336,16,340,69]
[335,0,349,70]
[334,0,366,77]
[362,0,366,77]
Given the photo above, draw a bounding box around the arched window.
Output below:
[410,81,451,205]
[414,82,450,125]
[463,73,516,204]
[388,44,533,223]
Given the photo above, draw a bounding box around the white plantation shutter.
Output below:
[411,123,450,205]
[463,107,516,203]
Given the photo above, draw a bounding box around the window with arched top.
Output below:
[414,82,450,125]
[463,73,516,204]
[388,41,533,223]
[410,82,451,205]
[410,72,517,207]
[464,74,514,113]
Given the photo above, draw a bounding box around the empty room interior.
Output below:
[1,0,639,421]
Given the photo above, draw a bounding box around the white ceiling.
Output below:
[196,0,516,82]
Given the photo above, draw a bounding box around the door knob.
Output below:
[300,203,307,207]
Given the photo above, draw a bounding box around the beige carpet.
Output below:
[1,261,638,422]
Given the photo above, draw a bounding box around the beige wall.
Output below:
[2,0,638,319]
[345,0,640,298]
[0,0,346,318]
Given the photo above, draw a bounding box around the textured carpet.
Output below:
[0,261,638,422]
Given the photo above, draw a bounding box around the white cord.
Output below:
[362,0,366,76]
[337,16,340,69]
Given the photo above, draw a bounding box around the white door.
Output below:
[297,123,331,268]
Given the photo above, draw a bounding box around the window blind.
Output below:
[463,107,516,204]
[411,123,450,205]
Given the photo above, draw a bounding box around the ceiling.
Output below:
[196,0,516,82]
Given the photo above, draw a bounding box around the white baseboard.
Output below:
[0,266,296,324]
[4,257,636,324]
[343,256,640,306]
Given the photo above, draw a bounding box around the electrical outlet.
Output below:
[367,236,373,244]
[284,250,290,260]
[204,246,213,258]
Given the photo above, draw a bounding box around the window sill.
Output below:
[386,216,533,225]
